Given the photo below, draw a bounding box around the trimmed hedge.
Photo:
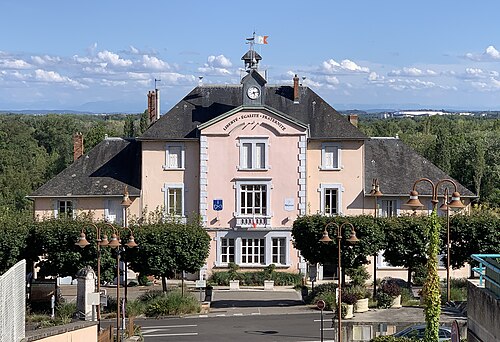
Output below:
[209,270,302,286]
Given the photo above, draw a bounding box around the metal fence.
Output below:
[0,260,26,342]
[471,254,500,298]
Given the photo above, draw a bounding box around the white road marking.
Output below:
[142,325,197,329]
[145,333,198,337]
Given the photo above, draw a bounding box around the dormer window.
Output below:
[239,138,268,170]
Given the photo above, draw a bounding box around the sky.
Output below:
[2,1,500,113]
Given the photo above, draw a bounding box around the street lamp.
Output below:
[107,225,138,342]
[319,221,359,342]
[120,186,133,303]
[75,223,110,323]
[405,178,465,303]
[369,178,383,298]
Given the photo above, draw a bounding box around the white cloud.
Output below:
[129,45,139,54]
[485,45,500,59]
[141,55,170,70]
[198,55,233,76]
[388,67,438,77]
[462,67,499,79]
[207,55,232,68]
[325,76,339,85]
[31,55,61,65]
[465,45,500,61]
[0,58,31,69]
[34,69,86,88]
[97,50,132,67]
[368,71,384,82]
[321,59,370,74]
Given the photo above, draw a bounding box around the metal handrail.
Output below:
[471,254,500,297]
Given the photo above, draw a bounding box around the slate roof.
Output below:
[365,138,475,197]
[138,85,367,140]
[29,138,141,198]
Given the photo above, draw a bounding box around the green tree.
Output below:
[292,215,385,284]
[123,115,135,137]
[128,222,210,291]
[382,215,429,285]
[138,110,149,135]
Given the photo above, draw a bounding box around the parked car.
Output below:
[393,324,452,341]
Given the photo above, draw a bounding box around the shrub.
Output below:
[412,264,427,286]
[341,293,358,305]
[126,299,145,317]
[370,336,415,342]
[271,272,302,286]
[144,291,200,317]
[375,291,393,309]
[209,271,231,286]
[346,265,370,287]
[314,291,337,311]
[56,302,76,324]
[450,278,468,289]
[137,290,165,303]
[305,282,338,304]
[344,285,370,300]
[382,282,401,297]
[138,274,149,286]
[228,262,239,280]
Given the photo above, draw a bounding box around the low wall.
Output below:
[467,281,500,342]
[22,321,97,342]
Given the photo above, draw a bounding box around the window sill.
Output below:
[162,166,185,171]
[319,167,341,171]
[237,168,269,171]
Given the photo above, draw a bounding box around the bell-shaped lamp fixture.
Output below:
[108,233,121,248]
[448,191,466,211]
[75,232,90,248]
[99,234,109,246]
[121,186,133,207]
[405,190,424,209]
[347,229,359,244]
[125,235,138,248]
[319,229,333,243]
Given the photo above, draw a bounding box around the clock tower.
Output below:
[241,49,266,106]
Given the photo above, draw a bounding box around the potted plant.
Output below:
[349,285,370,313]
[341,292,357,319]
[263,264,276,290]
[228,262,240,290]
[376,279,403,309]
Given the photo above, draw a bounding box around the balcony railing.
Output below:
[235,215,271,229]
[471,254,500,298]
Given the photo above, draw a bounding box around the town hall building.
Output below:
[29,48,475,280]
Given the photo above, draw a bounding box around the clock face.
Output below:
[247,86,261,100]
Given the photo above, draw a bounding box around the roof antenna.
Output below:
[154,78,161,90]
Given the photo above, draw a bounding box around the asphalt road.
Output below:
[135,313,334,342]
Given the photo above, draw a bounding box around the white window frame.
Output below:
[381,199,399,217]
[162,183,185,219]
[215,231,291,267]
[55,199,74,219]
[241,238,265,265]
[163,144,185,170]
[220,237,235,265]
[320,142,341,170]
[271,237,287,265]
[238,137,269,170]
[319,183,343,216]
[234,179,272,218]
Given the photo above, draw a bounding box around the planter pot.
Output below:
[391,294,402,308]
[344,304,354,319]
[264,280,274,290]
[355,298,369,313]
[229,280,240,290]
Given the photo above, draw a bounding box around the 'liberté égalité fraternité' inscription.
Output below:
[222,113,287,131]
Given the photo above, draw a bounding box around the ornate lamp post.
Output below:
[405,178,465,339]
[369,178,383,298]
[319,221,359,342]
[107,225,138,342]
[75,223,110,323]
[120,186,133,303]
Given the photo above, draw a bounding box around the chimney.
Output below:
[293,74,300,103]
[147,90,157,124]
[73,132,84,161]
[348,114,358,127]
